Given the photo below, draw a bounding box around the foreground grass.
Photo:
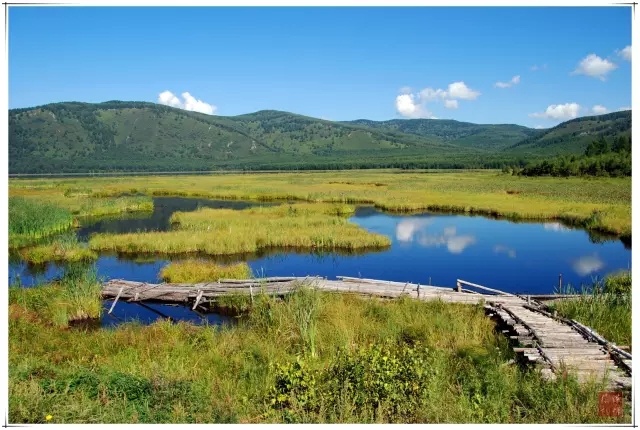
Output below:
[160,260,253,282]
[9,265,102,328]
[9,197,75,248]
[549,271,631,349]
[89,203,389,255]
[9,171,630,237]
[9,280,627,423]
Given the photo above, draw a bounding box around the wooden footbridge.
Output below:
[102,275,631,391]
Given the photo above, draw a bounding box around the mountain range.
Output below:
[8,101,632,173]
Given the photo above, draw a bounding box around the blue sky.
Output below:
[8,6,632,127]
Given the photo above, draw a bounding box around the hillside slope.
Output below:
[506,110,631,156]
[8,101,631,173]
[345,118,538,150]
[8,102,481,173]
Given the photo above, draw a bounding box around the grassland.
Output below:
[160,260,253,283]
[9,278,626,424]
[89,203,388,255]
[9,171,630,240]
[9,184,152,218]
[550,271,631,349]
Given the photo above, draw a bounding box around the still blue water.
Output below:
[9,198,631,325]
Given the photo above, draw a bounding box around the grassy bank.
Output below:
[9,197,75,248]
[9,279,627,424]
[9,185,153,218]
[9,171,630,238]
[549,271,631,349]
[19,236,97,265]
[160,260,253,282]
[9,265,102,328]
[89,203,390,255]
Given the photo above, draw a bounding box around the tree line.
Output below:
[512,135,631,177]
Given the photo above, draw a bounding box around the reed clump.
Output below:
[549,271,631,349]
[89,203,390,255]
[160,260,253,283]
[9,265,102,328]
[9,197,74,248]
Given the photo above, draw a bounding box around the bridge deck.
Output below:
[102,276,631,390]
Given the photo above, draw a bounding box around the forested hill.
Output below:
[505,110,631,156]
[344,118,538,150]
[8,101,632,173]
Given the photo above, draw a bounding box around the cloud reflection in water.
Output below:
[395,220,476,254]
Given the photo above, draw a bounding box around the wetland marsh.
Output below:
[7,171,632,423]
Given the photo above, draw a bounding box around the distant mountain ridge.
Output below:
[8,101,631,173]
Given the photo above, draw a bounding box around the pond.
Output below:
[9,197,631,327]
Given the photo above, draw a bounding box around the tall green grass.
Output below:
[9,287,625,423]
[549,271,631,348]
[9,264,102,328]
[9,197,74,248]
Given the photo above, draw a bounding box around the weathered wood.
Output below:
[101,275,631,390]
[457,279,516,297]
[108,286,124,315]
[192,290,204,310]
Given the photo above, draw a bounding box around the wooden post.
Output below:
[402,282,408,293]
[108,287,124,315]
[192,290,204,310]
[249,283,254,305]
[417,284,420,298]
[527,295,530,305]
[457,280,462,293]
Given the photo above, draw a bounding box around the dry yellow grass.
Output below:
[90,203,390,255]
[160,260,253,282]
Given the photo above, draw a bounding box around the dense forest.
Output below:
[517,135,631,177]
[8,101,631,174]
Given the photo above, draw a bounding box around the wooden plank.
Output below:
[108,287,124,314]
[457,279,517,297]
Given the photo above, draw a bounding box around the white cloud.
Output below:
[572,54,617,80]
[530,103,581,120]
[530,64,547,72]
[447,81,481,100]
[534,125,546,130]
[493,245,516,259]
[591,105,608,115]
[157,90,217,115]
[419,87,448,101]
[494,75,521,89]
[572,254,605,276]
[444,99,459,109]
[396,81,480,118]
[395,94,434,119]
[158,90,182,108]
[618,45,632,61]
[617,106,631,112]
